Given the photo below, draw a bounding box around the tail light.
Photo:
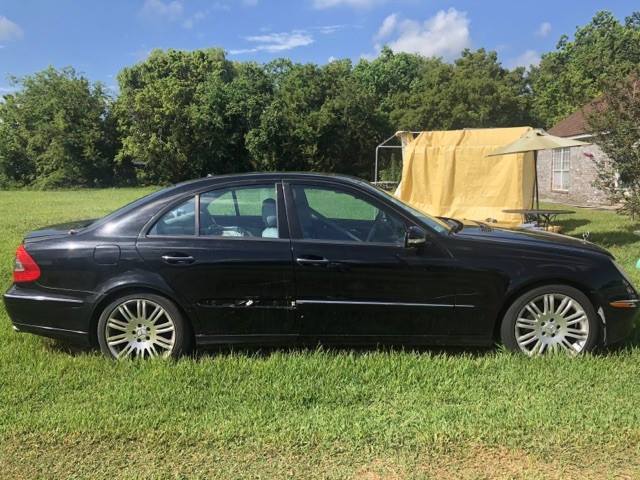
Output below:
[13,244,41,283]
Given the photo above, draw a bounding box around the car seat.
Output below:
[261,198,278,238]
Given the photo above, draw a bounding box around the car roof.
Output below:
[161,172,373,198]
[175,171,367,188]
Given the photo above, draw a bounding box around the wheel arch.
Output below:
[491,277,601,343]
[88,284,195,348]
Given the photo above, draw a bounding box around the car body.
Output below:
[4,172,639,357]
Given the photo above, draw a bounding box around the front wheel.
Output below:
[501,285,601,356]
[97,293,190,359]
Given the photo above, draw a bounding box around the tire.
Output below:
[97,292,190,359]
[500,284,601,356]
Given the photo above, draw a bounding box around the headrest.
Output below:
[264,215,277,228]
[261,198,276,224]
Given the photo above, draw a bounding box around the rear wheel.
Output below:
[501,285,600,356]
[97,293,189,359]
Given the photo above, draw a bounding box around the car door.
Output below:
[284,180,460,342]
[136,181,296,341]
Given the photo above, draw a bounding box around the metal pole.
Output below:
[375,145,379,183]
[534,150,540,209]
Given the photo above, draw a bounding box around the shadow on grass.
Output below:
[45,334,640,358]
[554,218,590,234]
[575,229,640,248]
[193,343,497,359]
[555,215,640,248]
[45,339,95,356]
[556,222,640,248]
[44,337,497,359]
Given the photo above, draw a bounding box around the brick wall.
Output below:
[536,141,612,207]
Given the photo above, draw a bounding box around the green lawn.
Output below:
[1,189,640,479]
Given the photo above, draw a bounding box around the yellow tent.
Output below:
[394,127,535,226]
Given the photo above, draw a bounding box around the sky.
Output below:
[0,0,636,94]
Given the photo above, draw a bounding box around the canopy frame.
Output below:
[374,131,421,183]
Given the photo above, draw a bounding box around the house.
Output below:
[537,103,613,207]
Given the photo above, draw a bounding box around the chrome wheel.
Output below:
[515,293,590,356]
[105,299,176,359]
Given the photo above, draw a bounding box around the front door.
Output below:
[285,181,459,342]
[136,182,296,342]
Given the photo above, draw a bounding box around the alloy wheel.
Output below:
[515,293,590,356]
[105,299,176,359]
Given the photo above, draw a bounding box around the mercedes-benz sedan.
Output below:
[4,173,638,358]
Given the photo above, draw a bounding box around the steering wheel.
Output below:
[311,211,361,242]
[366,210,386,242]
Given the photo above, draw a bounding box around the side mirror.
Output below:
[405,226,428,248]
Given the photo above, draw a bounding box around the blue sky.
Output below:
[0,0,635,93]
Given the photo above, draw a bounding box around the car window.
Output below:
[207,190,237,216]
[200,185,279,238]
[149,197,196,236]
[291,185,406,244]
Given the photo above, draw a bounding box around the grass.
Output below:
[1,189,640,479]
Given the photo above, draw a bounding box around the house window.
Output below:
[552,148,571,191]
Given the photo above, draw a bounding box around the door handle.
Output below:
[296,256,330,266]
[161,254,195,265]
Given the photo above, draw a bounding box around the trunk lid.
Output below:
[23,219,96,243]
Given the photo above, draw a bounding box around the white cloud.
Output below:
[375,13,397,40]
[313,0,385,9]
[508,49,541,69]
[140,0,183,21]
[230,30,314,54]
[536,21,551,37]
[316,24,348,35]
[328,55,337,62]
[372,8,471,61]
[0,16,23,42]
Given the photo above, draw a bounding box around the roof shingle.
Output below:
[548,103,596,138]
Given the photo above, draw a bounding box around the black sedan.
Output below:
[4,173,639,358]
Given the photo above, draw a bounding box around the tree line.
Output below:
[0,10,638,188]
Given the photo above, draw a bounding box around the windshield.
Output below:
[373,186,451,233]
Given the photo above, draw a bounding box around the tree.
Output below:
[0,67,115,188]
[388,49,533,131]
[115,48,250,184]
[352,46,426,119]
[246,60,388,177]
[586,74,640,217]
[530,11,640,127]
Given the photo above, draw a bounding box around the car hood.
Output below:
[23,219,96,242]
[452,221,612,258]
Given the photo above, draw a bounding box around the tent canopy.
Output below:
[394,127,535,226]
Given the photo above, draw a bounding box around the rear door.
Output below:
[284,180,459,342]
[136,181,296,342]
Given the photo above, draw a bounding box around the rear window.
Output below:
[148,197,196,236]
